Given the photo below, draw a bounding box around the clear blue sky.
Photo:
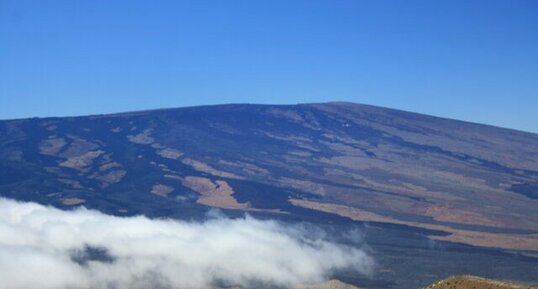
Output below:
[1,0,537,133]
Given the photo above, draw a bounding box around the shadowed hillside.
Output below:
[1,102,538,252]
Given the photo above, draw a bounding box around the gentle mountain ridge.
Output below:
[1,102,538,251]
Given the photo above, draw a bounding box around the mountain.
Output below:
[1,102,538,253]
[2,102,538,288]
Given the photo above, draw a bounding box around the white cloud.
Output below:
[0,198,374,289]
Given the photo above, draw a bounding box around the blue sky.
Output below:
[1,0,537,133]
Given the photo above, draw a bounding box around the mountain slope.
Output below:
[1,102,538,250]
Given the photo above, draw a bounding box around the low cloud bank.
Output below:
[0,198,374,289]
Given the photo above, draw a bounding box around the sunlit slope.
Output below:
[425,275,538,289]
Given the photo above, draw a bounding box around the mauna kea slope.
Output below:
[1,102,538,250]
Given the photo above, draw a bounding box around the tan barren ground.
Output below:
[425,275,538,289]
[290,199,538,251]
